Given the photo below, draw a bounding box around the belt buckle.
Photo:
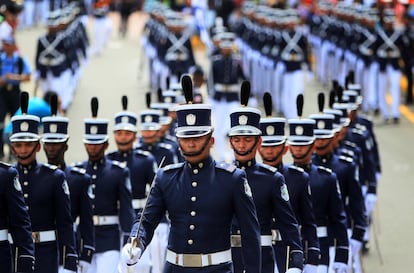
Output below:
[93,216,99,225]
[231,235,242,247]
[182,254,202,267]
[32,232,40,243]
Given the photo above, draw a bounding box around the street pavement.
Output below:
[14,11,414,273]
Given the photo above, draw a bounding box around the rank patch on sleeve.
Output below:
[281,184,289,202]
[244,179,252,198]
[14,176,22,192]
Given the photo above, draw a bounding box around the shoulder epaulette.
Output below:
[163,162,184,171]
[42,163,58,170]
[317,165,332,174]
[259,163,277,173]
[165,135,176,142]
[158,142,172,150]
[216,162,237,173]
[70,166,87,175]
[343,140,357,148]
[339,155,353,163]
[288,165,304,173]
[111,160,127,169]
[71,161,83,167]
[0,161,11,168]
[135,149,151,157]
[351,128,364,136]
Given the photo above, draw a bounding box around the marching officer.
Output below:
[228,84,303,273]
[209,37,246,162]
[9,92,77,273]
[41,94,95,273]
[106,95,157,273]
[120,75,262,273]
[0,161,35,273]
[310,94,366,273]
[287,95,349,273]
[258,93,319,273]
[74,97,134,273]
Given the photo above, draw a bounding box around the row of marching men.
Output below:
[0,87,187,273]
[141,2,196,92]
[35,2,89,114]
[0,79,380,273]
[307,0,412,123]
[231,3,312,120]
[117,76,381,273]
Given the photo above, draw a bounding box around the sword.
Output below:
[129,156,166,253]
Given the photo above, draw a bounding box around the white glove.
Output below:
[365,193,377,215]
[303,264,318,273]
[350,239,362,256]
[285,268,302,273]
[78,260,91,273]
[121,242,142,266]
[62,270,76,273]
[332,262,347,273]
[375,172,381,182]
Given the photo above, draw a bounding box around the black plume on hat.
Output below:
[263,92,272,117]
[181,74,193,104]
[91,97,99,118]
[337,86,344,103]
[318,92,325,113]
[145,92,151,109]
[122,95,128,110]
[50,93,59,116]
[20,91,29,115]
[166,77,170,90]
[240,81,250,107]
[329,90,336,108]
[157,88,163,103]
[296,94,304,118]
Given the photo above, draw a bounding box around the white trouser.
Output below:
[41,69,73,111]
[88,250,120,273]
[318,264,329,273]
[22,0,34,28]
[212,99,239,162]
[149,223,170,273]
[282,69,304,119]
[272,62,286,114]
[367,62,379,110]
[378,64,401,119]
[92,17,112,55]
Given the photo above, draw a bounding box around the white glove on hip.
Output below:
[285,268,302,273]
[303,264,318,273]
[365,193,377,215]
[332,262,347,273]
[121,242,142,266]
[350,239,363,256]
[78,260,91,273]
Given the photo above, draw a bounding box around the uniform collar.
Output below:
[88,158,106,168]
[186,157,213,172]
[18,160,38,173]
[235,159,256,170]
[119,149,132,158]
[294,163,312,173]
[314,153,332,162]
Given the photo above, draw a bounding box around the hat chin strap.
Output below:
[231,136,259,157]
[180,134,212,157]
[13,142,39,161]
[291,145,313,161]
[315,138,333,152]
[261,145,285,164]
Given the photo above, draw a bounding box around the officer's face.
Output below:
[11,141,40,165]
[230,136,261,162]
[114,130,136,151]
[141,130,159,144]
[43,142,67,164]
[178,134,214,164]
[289,144,314,165]
[314,138,333,155]
[84,142,108,161]
[157,124,170,137]
[258,144,288,165]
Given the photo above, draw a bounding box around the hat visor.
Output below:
[10,133,40,142]
[113,124,137,132]
[314,130,334,139]
[176,127,212,138]
[261,136,286,146]
[340,118,350,127]
[228,126,262,137]
[140,124,161,131]
[41,134,69,143]
[286,136,314,146]
[83,135,109,144]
